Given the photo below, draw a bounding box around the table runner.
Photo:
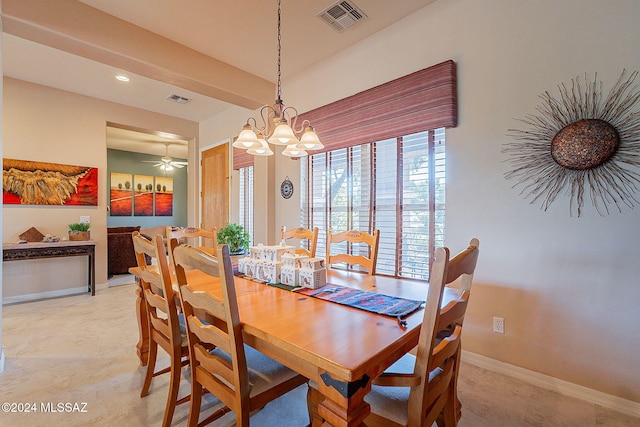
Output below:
[296,284,424,318]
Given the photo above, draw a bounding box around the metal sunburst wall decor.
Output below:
[503,70,640,217]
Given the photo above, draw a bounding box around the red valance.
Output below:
[233,146,254,170]
[297,60,457,154]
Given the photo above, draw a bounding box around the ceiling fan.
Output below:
[142,142,188,171]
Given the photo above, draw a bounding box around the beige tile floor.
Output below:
[1,280,638,426]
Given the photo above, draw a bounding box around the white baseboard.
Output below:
[0,346,5,372]
[2,286,88,305]
[462,351,640,418]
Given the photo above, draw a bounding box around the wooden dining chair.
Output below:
[325,227,380,275]
[166,226,217,256]
[132,231,190,427]
[280,225,319,257]
[436,238,480,423]
[307,238,479,427]
[364,238,479,427]
[172,243,308,427]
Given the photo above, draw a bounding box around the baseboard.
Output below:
[461,351,640,418]
[0,347,5,372]
[2,286,88,305]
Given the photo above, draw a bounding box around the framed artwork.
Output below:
[109,172,133,216]
[154,176,173,216]
[133,174,154,216]
[3,158,98,206]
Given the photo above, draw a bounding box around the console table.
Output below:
[3,240,96,296]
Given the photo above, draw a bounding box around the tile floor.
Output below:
[1,281,638,426]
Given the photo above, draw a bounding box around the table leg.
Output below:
[135,277,149,366]
[312,374,371,427]
[89,250,96,296]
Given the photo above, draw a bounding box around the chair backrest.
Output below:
[409,238,479,427]
[132,231,182,352]
[437,238,480,333]
[172,243,251,416]
[166,226,217,252]
[280,226,319,257]
[166,226,217,270]
[325,227,380,275]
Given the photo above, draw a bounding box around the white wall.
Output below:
[200,0,640,403]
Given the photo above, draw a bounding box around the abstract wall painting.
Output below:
[110,172,133,216]
[154,176,173,216]
[3,158,98,206]
[504,70,640,217]
[133,174,154,216]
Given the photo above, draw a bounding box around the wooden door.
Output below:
[201,143,229,232]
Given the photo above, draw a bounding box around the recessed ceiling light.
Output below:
[115,74,130,82]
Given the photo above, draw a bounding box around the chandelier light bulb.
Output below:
[282,144,308,157]
[268,120,298,145]
[233,124,260,149]
[247,134,274,156]
[298,126,323,150]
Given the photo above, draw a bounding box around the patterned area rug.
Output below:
[296,284,424,317]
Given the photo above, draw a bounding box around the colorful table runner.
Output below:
[296,284,424,318]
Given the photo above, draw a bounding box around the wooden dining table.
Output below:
[131,263,461,426]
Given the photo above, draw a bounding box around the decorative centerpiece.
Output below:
[216,223,250,255]
[68,223,91,241]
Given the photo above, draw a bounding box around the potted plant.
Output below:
[217,223,250,255]
[68,223,91,241]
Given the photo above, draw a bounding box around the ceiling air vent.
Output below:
[317,0,367,32]
[166,94,191,104]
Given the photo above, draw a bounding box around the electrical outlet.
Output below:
[80,216,90,224]
[492,316,505,334]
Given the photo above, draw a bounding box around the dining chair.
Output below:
[307,238,479,427]
[280,225,319,257]
[325,227,380,275]
[435,238,480,423]
[166,226,217,256]
[132,231,190,427]
[365,238,479,427]
[172,242,308,427]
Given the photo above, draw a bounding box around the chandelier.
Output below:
[232,0,323,157]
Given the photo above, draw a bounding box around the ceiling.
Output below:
[2,0,437,157]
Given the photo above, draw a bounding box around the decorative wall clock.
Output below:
[504,70,640,217]
[281,176,294,199]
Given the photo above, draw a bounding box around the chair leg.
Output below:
[161,349,183,427]
[141,339,158,397]
[187,381,203,427]
[442,381,458,427]
[306,384,324,427]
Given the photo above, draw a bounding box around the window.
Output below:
[301,129,445,280]
[238,166,254,245]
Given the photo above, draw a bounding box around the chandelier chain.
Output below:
[233,0,323,157]
[276,0,282,101]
